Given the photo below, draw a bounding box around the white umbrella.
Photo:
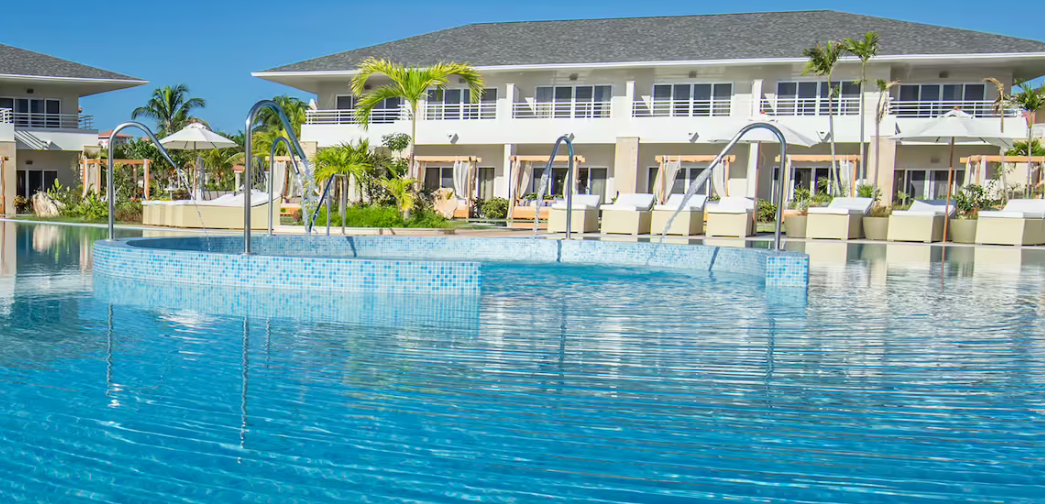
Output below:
[160,122,237,199]
[893,109,1018,242]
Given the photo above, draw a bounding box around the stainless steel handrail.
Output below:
[105,122,185,241]
[533,135,576,239]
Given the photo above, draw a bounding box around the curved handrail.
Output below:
[658,122,789,250]
[533,135,576,239]
[243,101,311,254]
[106,122,186,241]
[308,175,338,234]
[268,137,304,236]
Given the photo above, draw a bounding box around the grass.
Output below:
[310,205,467,229]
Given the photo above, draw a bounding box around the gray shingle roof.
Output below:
[263,11,1045,73]
[0,43,142,81]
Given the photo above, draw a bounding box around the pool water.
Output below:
[1,222,1044,503]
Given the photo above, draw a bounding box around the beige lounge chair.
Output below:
[142,190,280,230]
[548,194,601,234]
[706,197,754,238]
[601,193,656,235]
[975,199,1045,246]
[651,194,708,236]
[806,197,874,240]
[887,200,954,243]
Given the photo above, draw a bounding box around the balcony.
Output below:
[512,101,612,119]
[632,99,732,118]
[0,109,93,129]
[888,100,1016,118]
[760,97,860,116]
[305,108,405,125]
[424,102,496,120]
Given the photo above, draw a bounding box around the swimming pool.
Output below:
[1,222,1043,502]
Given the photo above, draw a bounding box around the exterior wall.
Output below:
[0,83,80,115]
[0,142,15,216]
[15,149,80,194]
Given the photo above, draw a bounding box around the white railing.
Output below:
[305,108,405,125]
[632,99,731,118]
[888,100,1017,118]
[9,112,92,129]
[0,108,11,124]
[760,97,860,116]
[512,101,613,119]
[424,102,496,120]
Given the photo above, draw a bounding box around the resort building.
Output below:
[0,43,145,215]
[254,11,1045,206]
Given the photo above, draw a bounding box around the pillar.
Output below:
[500,143,513,199]
[0,142,15,217]
[871,136,897,205]
[744,143,759,198]
[613,137,640,196]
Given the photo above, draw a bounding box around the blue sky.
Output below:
[4,0,1042,134]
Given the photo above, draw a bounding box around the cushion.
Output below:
[907,200,955,216]
[551,193,602,210]
[1001,199,1045,217]
[827,197,873,214]
[708,197,754,214]
[807,206,862,215]
[603,193,655,211]
[980,210,1045,219]
[655,193,707,211]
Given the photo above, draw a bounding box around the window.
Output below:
[2,97,61,127]
[335,95,355,109]
[424,166,455,193]
[644,83,732,117]
[577,168,608,202]
[895,83,990,117]
[530,167,570,196]
[646,166,709,196]
[773,81,858,116]
[426,88,497,120]
[533,85,612,118]
[893,168,965,202]
[17,170,58,198]
[477,167,495,200]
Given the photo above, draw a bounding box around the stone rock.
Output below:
[433,188,458,219]
[31,192,65,218]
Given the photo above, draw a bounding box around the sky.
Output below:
[4,0,1043,134]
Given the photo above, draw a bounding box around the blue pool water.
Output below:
[1,222,1044,503]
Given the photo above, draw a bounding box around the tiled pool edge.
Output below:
[94,236,809,291]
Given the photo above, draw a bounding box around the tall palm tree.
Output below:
[351,58,484,179]
[803,41,844,195]
[255,95,307,137]
[314,141,374,203]
[873,79,899,197]
[984,77,1011,200]
[1007,80,1045,197]
[131,84,206,136]
[843,31,880,183]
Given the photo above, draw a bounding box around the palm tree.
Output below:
[873,79,899,197]
[803,41,844,195]
[380,176,418,217]
[843,32,880,183]
[314,141,374,203]
[255,95,307,137]
[984,77,1011,200]
[1006,80,1045,197]
[131,84,206,136]
[351,58,484,179]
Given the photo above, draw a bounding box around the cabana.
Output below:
[507,155,586,222]
[416,155,480,219]
[81,158,153,199]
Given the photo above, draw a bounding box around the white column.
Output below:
[748,79,763,117]
[615,80,635,121]
[500,83,515,122]
[500,143,513,199]
[745,143,759,198]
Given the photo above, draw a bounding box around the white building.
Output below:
[98,129,132,149]
[1,42,144,214]
[254,11,1045,205]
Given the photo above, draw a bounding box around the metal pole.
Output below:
[243,101,311,254]
[533,135,575,239]
[326,192,331,236]
[341,175,347,236]
[106,122,183,241]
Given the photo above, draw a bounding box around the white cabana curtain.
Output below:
[416,161,428,187]
[452,160,467,198]
[272,160,287,200]
[710,160,727,198]
[654,157,682,203]
[839,160,854,194]
[516,161,532,200]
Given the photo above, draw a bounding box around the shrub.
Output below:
[869,205,892,218]
[69,193,108,222]
[856,183,881,203]
[481,197,509,219]
[407,209,452,228]
[757,200,778,223]
[115,200,143,223]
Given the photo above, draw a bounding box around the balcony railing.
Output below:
[632,99,732,118]
[1,111,92,129]
[888,100,1017,118]
[760,97,860,116]
[424,102,496,120]
[305,108,405,125]
[512,101,612,119]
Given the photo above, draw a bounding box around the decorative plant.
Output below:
[351,58,484,179]
[380,176,418,217]
[984,77,1011,200]
[810,177,834,206]
[757,200,778,223]
[856,183,881,203]
[869,205,893,217]
[481,197,509,219]
[1004,79,1045,198]
[802,41,844,194]
[788,187,811,214]
[842,31,880,182]
[954,184,1001,219]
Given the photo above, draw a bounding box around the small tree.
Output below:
[802,42,844,194]
[314,141,373,205]
[1006,80,1045,197]
[131,84,206,136]
[842,31,880,183]
[984,77,1011,200]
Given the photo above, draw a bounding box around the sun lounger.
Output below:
[806,197,874,240]
[548,194,602,234]
[706,197,754,238]
[651,194,707,236]
[887,200,954,243]
[143,190,279,230]
[975,199,1045,246]
[600,193,656,235]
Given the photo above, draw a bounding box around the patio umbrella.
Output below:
[893,109,1016,242]
[160,122,237,199]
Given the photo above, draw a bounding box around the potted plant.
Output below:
[784,187,810,238]
[857,184,888,240]
[949,184,995,243]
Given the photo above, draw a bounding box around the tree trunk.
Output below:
[858,66,867,182]
[873,116,881,197]
[827,79,840,195]
[1000,111,1009,202]
[410,106,418,181]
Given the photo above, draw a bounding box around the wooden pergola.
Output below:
[774,154,863,197]
[81,158,153,199]
[960,155,1045,192]
[653,155,736,201]
[508,155,585,164]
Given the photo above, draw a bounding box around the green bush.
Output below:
[69,193,108,222]
[311,205,453,229]
[757,200,778,223]
[481,197,509,219]
[115,200,143,223]
[856,183,881,202]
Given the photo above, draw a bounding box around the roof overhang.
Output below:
[0,74,147,97]
[253,52,1045,92]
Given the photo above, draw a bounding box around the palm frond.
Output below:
[354,86,407,129]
